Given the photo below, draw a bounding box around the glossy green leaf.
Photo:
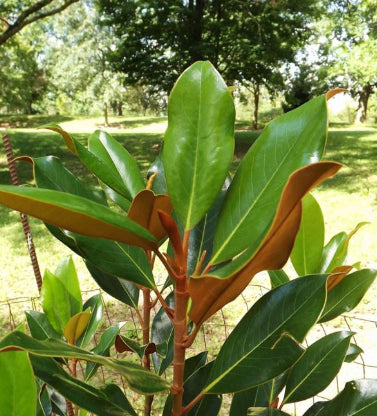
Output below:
[184,352,208,381]
[36,378,52,416]
[77,294,103,347]
[290,193,324,275]
[151,292,174,374]
[320,268,377,322]
[31,355,137,416]
[85,323,124,381]
[319,222,368,273]
[212,94,330,264]
[101,182,131,211]
[319,232,347,273]
[100,384,138,416]
[30,155,107,205]
[163,61,235,230]
[115,335,156,359]
[187,176,230,277]
[25,310,61,340]
[0,185,156,249]
[302,379,377,416]
[88,130,145,199]
[71,234,155,288]
[0,351,36,416]
[55,256,82,317]
[204,275,327,393]
[230,375,288,416]
[0,331,169,394]
[282,331,353,404]
[268,270,290,289]
[41,269,71,334]
[345,343,363,363]
[85,261,140,307]
[248,409,291,416]
[147,155,167,195]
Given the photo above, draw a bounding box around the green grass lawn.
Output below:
[0,116,376,318]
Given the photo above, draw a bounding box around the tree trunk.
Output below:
[356,84,373,123]
[188,0,205,62]
[117,101,123,116]
[252,83,260,130]
[104,101,109,126]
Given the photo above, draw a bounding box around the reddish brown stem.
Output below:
[182,391,205,414]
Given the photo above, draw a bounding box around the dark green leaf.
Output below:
[36,379,52,416]
[71,233,155,288]
[0,331,169,394]
[88,130,145,199]
[31,155,107,205]
[248,409,291,416]
[85,261,139,307]
[204,275,327,393]
[0,351,36,416]
[31,356,137,416]
[151,292,174,374]
[320,269,377,322]
[163,61,235,230]
[230,375,288,416]
[283,331,353,403]
[302,379,377,416]
[212,94,330,264]
[187,176,230,277]
[290,193,324,275]
[77,294,103,347]
[268,270,290,289]
[85,323,124,381]
[184,352,208,381]
[345,343,363,363]
[25,310,61,340]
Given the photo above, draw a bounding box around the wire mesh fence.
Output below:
[1,283,377,415]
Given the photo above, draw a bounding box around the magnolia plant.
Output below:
[0,61,377,416]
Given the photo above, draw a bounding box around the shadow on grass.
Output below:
[107,116,167,129]
[0,114,74,129]
[322,128,377,193]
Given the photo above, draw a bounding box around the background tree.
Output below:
[0,0,81,46]
[320,0,377,122]
[97,0,322,128]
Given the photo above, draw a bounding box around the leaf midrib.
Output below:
[212,119,320,264]
[203,280,325,392]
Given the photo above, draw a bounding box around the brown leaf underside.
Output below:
[188,161,342,327]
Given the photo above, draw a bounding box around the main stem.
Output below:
[171,230,190,416]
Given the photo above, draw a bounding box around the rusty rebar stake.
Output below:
[2,133,42,292]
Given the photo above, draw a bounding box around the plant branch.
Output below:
[142,288,154,416]
[0,0,80,46]
[182,391,205,414]
[155,249,179,281]
[154,287,174,320]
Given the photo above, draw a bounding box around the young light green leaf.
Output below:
[203,275,327,394]
[41,269,71,334]
[290,193,324,275]
[268,270,290,289]
[163,61,235,230]
[0,351,37,416]
[55,256,82,316]
[211,94,332,264]
[77,293,103,347]
[282,331,353,404]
